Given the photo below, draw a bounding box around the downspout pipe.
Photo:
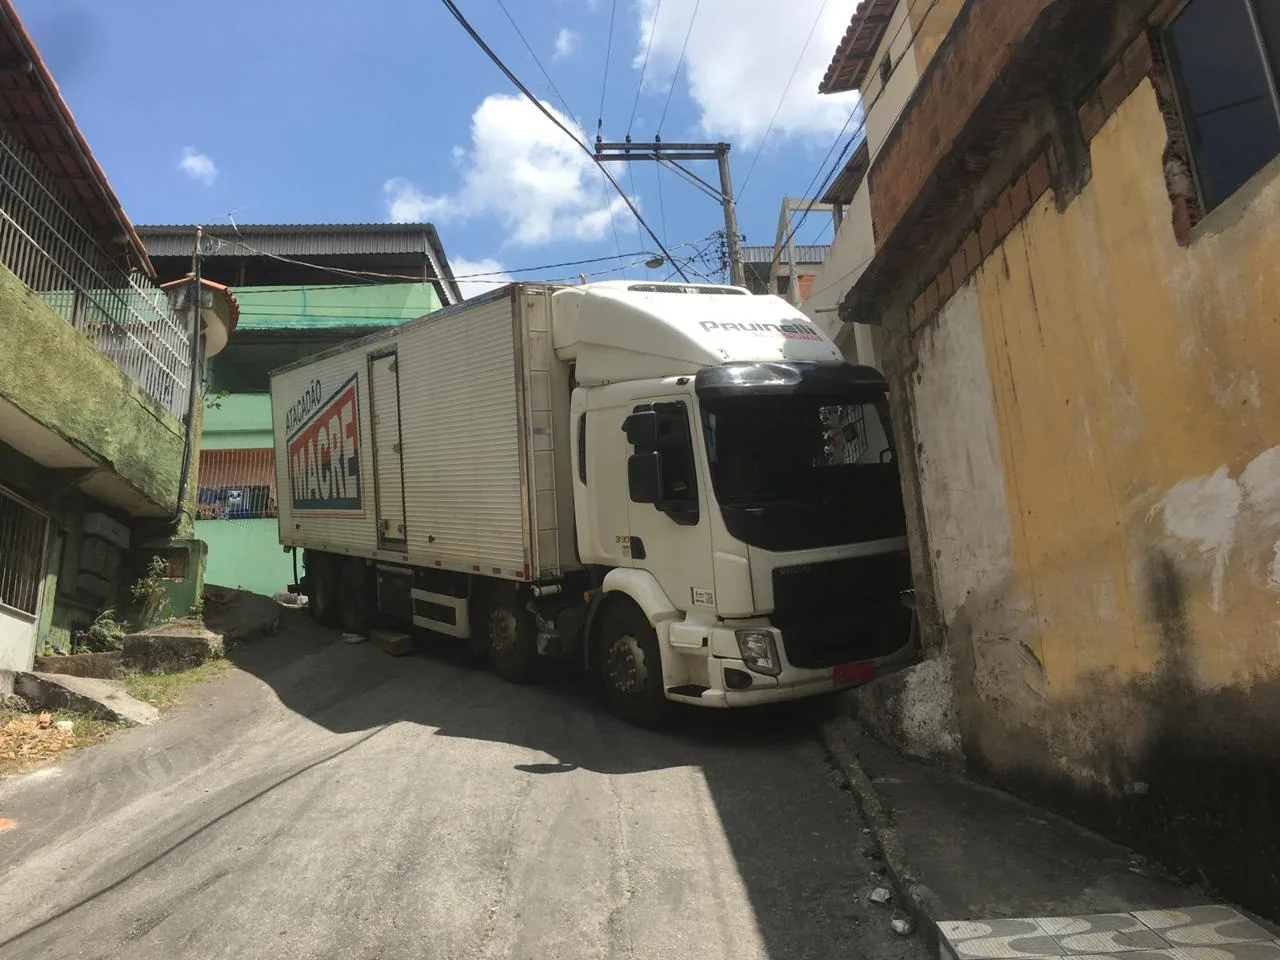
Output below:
[170,225,203,527]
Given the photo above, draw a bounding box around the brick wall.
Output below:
[868,0,1056,246]
[908,28,1167,330]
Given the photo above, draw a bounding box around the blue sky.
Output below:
[18,0,861,296]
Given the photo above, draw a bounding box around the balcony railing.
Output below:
[0,127,192,419]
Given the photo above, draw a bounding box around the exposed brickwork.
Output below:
[1077,32,1154,144]
[910,145,1058,328]
[1147,27,1204,245]
[867,0,1056,247]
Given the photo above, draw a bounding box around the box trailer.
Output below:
[271,282,917,725]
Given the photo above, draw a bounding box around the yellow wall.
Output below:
[912,75,1280,850]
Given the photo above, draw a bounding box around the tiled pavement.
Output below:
[939,907,1279,960]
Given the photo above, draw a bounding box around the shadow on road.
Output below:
[224,608,904,960]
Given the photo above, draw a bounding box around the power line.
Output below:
[597,0,619,140]
[438,0,688,280]
[205,239,703,288]
[495,0,577,121]
[737,0,832,200]
[657,0,701,136]
[627,0,663,137]
[768,0,944,276]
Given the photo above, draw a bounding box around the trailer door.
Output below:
[369,351,407,544]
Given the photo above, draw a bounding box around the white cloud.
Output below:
[178,148,217,186]
[553,27,578,60]
[383,94,635,247]
[633,0,861,145]
[449,257,514,300]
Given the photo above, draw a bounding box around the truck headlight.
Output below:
[735,629,781,676]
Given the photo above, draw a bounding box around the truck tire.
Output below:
[487,595,539,684]
[596,601,669,728]
[337,559,372,637]
[309,555,339,628]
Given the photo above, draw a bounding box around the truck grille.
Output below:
[772,551,913,669]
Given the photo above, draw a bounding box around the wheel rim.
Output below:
[490,606,518,662]
[604,633,647,696]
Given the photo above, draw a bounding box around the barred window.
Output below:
[196,448,278,520]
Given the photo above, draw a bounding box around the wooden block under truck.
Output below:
[269,281,918,726]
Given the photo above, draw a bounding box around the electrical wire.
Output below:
[597,0,619,140]
[627,0,663,138]
[657,0,701,136]
[768,0,944,276]
[495,0,577,121]
[438,0,688,280]
[202,236,684,285]
[737,0,832,200]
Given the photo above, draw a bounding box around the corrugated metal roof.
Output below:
[741,245,830,265]
[137,222,463,306]
[138,223,441,257]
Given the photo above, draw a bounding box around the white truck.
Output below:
[269,281,916,725]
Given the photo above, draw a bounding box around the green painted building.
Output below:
[136,225,462,597]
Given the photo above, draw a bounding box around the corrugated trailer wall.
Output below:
[270,285,577,583]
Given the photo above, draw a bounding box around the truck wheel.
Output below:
[337,560,371,636]
[487,599,538,684]
[596,602,669,728]
[309,555,339,628]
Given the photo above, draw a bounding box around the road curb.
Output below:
[820,715,951,957]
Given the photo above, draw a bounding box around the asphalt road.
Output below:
[0,611,928,960]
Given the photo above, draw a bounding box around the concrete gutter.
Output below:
[821,716,949,956]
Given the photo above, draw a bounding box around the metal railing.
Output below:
[0,127,192,418]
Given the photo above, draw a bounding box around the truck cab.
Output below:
[554,282,915,722]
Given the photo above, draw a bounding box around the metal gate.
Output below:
[0,488,50,670]
[369,351,407,544]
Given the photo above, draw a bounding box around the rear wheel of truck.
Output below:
[487,594,539,684]
[308,554,339,628]
[596,601,669,728]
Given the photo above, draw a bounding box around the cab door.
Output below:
[622,399,715,616]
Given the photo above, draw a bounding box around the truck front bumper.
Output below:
[664,620,919,708]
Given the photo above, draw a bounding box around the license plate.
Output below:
[833,660,875,685]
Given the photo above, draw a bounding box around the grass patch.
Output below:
[0,707,119,778]
[122,659,230,712]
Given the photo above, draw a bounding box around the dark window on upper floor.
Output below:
[1164,0,1280,212]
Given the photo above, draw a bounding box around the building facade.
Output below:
[0,1,232,669]
[136,224,461,597]
[818,0,1280,913]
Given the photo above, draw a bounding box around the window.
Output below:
[879,53,894,86]
[1165,0,1280,211]
[625,401,699,525]
[195,448,278,519]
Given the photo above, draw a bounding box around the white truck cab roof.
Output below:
[551,281,843,386]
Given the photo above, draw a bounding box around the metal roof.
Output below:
[0,0,152,274]
[741,245,830,265]
[136,223,463,304]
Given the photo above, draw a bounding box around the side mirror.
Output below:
[622,410,660,446]
[627,451,663,504]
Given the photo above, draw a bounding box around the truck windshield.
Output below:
[700,393,906,550]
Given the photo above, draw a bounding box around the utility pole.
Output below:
[594,140,746,287]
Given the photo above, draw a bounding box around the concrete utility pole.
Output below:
[594,141,746,287]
